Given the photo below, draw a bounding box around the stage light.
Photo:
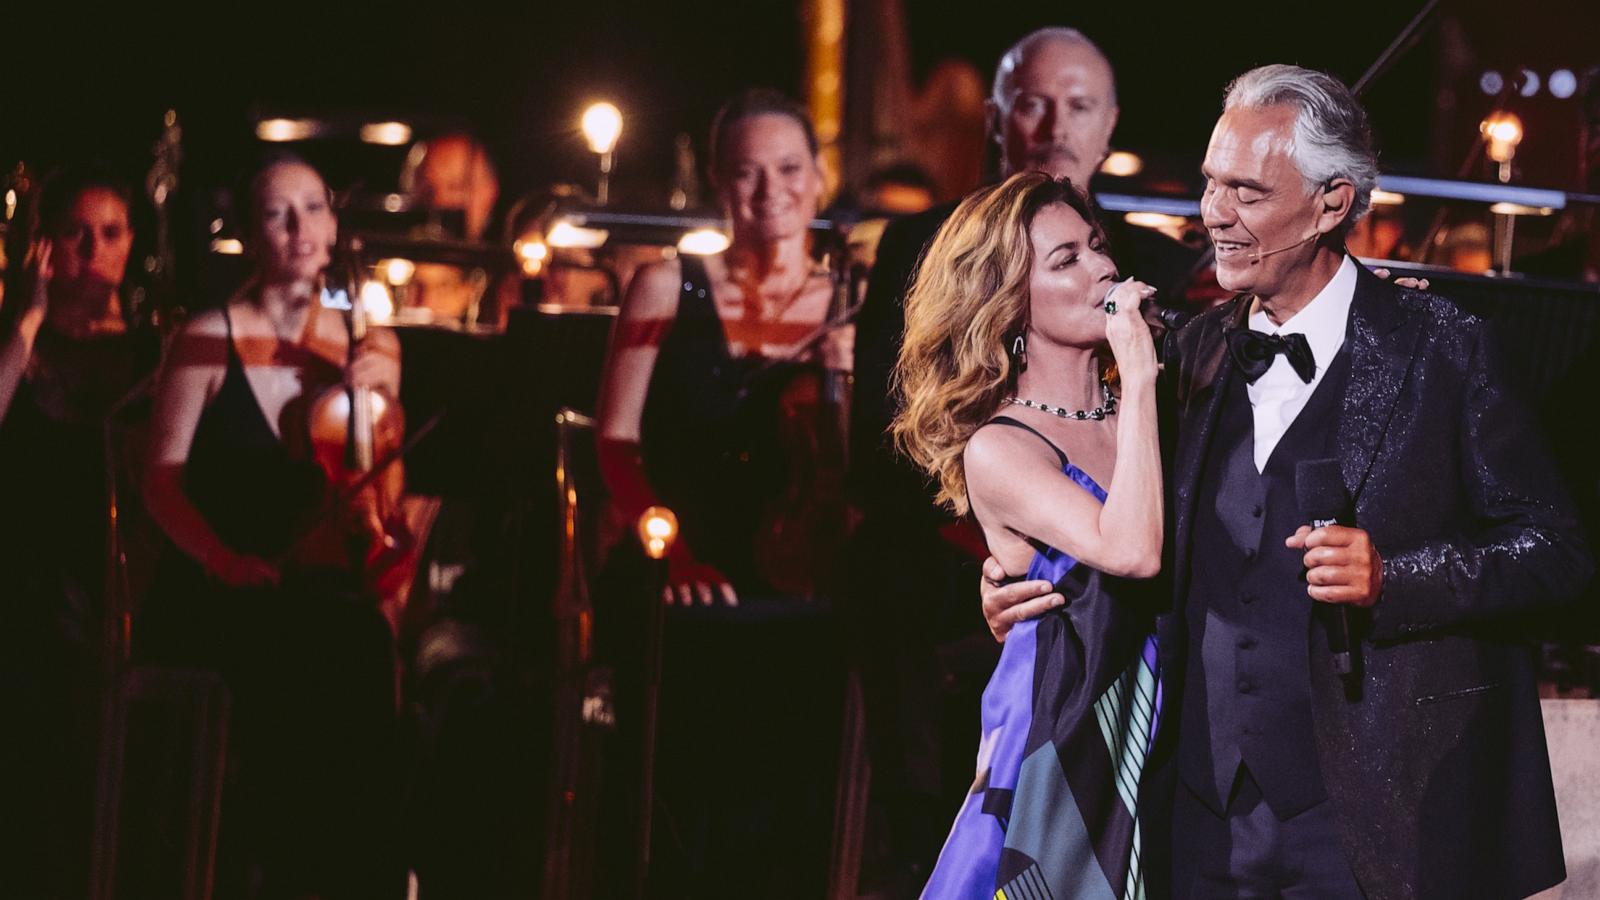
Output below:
[1481,112,1524,166]
[581,102,623,155]
[1519,69,1540,98]
[256,118,321,142]
[210,238,244,255]
[360,121,413,146]
[380,258,416,286]
[1550,69,1578,100]
[677,228,731,256]
[1370,190,1406,206]
[515,238,549,276]
[1124,212,1187,230]
[636,506,679,560]
[547,219,610,250]
[360,279,395,323]
[582,102,623,205]
[1488,202,1554,217]
[1100,152,1144,177]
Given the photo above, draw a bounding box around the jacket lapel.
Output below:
[1333,267,1422,505]
[1171,295,1251,608]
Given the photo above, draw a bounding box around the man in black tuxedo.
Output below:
[845,26,1202,884]
[985,64,1592,898]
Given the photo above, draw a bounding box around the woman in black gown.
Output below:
[140,152,405,899]
[594,89,853,898]
[0,164,153,899]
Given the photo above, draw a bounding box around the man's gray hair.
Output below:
[991,27,1117,110]
[1224,64,1378,233]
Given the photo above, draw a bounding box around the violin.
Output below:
[284,241,420,624]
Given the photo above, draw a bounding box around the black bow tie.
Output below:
[1227,329,1316,384]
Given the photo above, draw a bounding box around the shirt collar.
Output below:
[1248,254,1357,372]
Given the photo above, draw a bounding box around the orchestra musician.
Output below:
[139,151,406,899]
[0,163,152,900]
[593,87,852,898]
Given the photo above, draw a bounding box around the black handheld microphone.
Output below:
[1103,282,1195,331]
[1144,301,1192,331]
[1295,458,1356,677]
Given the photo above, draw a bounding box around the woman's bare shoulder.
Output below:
[178,306,229,337]
[964,420,1062,498]
[161,306,235,370]
[621,257,686,319]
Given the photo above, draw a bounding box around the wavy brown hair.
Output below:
[890,172,1104,514]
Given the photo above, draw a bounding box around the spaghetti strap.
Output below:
[678,255,714,318]
[218,302,245,372]
[987,414,1071,469]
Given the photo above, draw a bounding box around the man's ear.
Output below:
[1316,178,1357,235]
[985,99,1003,146]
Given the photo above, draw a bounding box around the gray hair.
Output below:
[1223,64,1378,233]
[991,27,1117,111]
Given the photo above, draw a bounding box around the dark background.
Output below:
[7,0,1596,210]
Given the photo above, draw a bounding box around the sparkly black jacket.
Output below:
[1148,264,1593,899]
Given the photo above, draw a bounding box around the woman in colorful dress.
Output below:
[892,171,1164,900]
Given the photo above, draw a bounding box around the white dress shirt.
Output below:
[1245,255,1358,472]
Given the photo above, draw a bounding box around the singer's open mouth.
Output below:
[1213,239,1250,257]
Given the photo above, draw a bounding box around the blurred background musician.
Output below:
[138,151,407,899]
[0,163,152,900]
[593,88,852,898]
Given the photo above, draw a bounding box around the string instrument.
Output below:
[749,234,865,600]
[285,241,421,625]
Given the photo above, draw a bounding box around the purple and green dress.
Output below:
[924,417,1162,900]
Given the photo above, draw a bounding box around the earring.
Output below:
[1011,334,1027,372]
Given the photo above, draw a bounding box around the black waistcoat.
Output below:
[1178,346,1352,819]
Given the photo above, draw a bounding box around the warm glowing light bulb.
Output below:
[360,280,395,323]
[676,228,732,256]
[517,239,549,263]
[515,239,550,276]
[360,121,413,146]
[636,506,679,560]
[256,118,320,142]
[546,220,610,249]
[381,258,416,286]
[1123,212,1187,230]
[1100,151,1143,177]
[1480,113,1524,164]
[581,102,623,154]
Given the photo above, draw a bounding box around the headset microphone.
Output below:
[1248,231,1320,264]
